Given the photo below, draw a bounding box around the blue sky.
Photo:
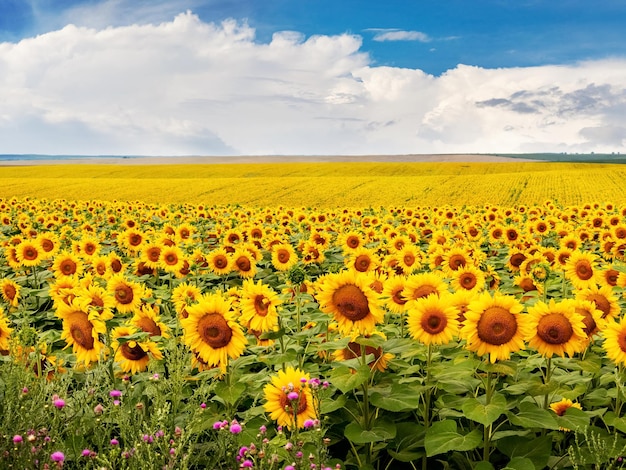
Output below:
[0,0,625,155]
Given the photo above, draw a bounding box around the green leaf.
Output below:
[344,419,396,444]
[370,383,423,412]
[474,463,495,470]
[497,436,552,470]
[461,392,507,426]
[330,365,370,394]
[213,381,246,406]
[424,420,482,457]
[258,328,285,340]
[555,407,589,432]
[320,394,347,414]
[503,456,536,470]
[507,402,559,430]
[389,422,425,462]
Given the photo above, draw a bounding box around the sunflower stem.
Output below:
[360,343,374,466]
[616,364,624,416]
[483,370,494,463]
[422,343,433,470]
[543,356,553,410]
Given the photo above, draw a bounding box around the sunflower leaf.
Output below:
[344,419,396,444]
[329,365,370,394]
[369,383,424,412]
[461,392,507,426]
[424,420,482,456]
[506,401,559,430]
[555,407,589,432]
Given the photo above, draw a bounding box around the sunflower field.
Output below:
[3,163,626,469]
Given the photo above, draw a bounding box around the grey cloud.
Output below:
[579,125,626,145]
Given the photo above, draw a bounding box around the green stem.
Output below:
[616,364,623,416]
[543,357,553,410]
[422,344,433,470]
[483,371,493,463]
[360,344,373,466]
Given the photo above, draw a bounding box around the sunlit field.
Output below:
[1,161,626,206]
[3,162,626,469]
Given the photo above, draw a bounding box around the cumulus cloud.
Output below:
[0,11,625,155]
[372,30,430,42]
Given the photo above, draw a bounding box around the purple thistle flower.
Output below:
[109,390,122,398]
[110,438,119,446]
[13,435,23,444]
[287,391,299,401]
[53,398,65,409]
[50,451,65,462]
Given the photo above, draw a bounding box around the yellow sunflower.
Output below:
[406,294,459,346]
[315,270,385,337]
[526,299,587,358]
[232,248,257,278]
[263,366,317,429]
[345,246,379,274]
[57,300,107,366]
[75,283,115,321]
[52,251,84,278]
[602,316,626,366]
[0,278,21,308]
[238,279,282,333]
[450,264,486,293]
[0,308,13,353]
[381,275,409,314]
[550,398,583,431]
[171,282,202,319]
[181,293,247,369]
[402,272,448,302]
[130,304,170,338]
[460,291,529,363]
[338,230,367,252]
[107,274,145,314]
[111,325,163,375]
[140,242,162,270]
[15,240,43,267]
[271,243,298,271]
[206,248,233,276]
[158,245,186,274]
[575,284,620,321]
[564,251,599,290]
[396,245,422,274]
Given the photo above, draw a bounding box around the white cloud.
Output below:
[372,30,430,42]
[1,12,625,156]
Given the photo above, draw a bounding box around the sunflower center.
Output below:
[410,285,437,300]
[61,260,77,275]
[617,332,626,353]
[476,306,518,346]
[420,310,447,335]
[536,313,574,345]
[121,342,148,361]
[575,260,593,280]
[136,317,161,336]
[354,255,371,272]
[332,284,370,321]
[346,236,360,249]
[403,253,416,266]
[23,247,38,260]
[588,294,611,318]
[277,249,290,263]
[278,389,308,415]
[213,255,228,269]
[605,269,619,286]
[115,284,134,305]
[147,248,161,262]
[129,234,142,246]
[254,295,270,316]
[165,253,178,265]
[3,284,16,300]
[575,307,597,337]
[391,287,407,306]
[236,256,251,272]
[41,239,54,252]
[460,273,477,289]
[448,254,466,270]
[84,243,97,255]
[198,313,233,348]
[111,259,123,273]
[68,312,95,350]
[510,253,526,268]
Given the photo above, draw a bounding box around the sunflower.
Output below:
[574,298,605,341]
[441,247,471,274]
[333,336,394,372]
[550,398,583,431]
[232,248,257,278]
[181,293,247,369]
[207,248,233,276]
[4,246,21,270]
[49,276,79,309]
[130,304,170,338]
[526,299,587,358]
[564,251,599,290]
[15,240,43,267]
[379,275,408,314]
[171,282,202,319]
[338,230,367,252]
[111,325,163,374]
[402,272,448,302]
[301,242,325,265]
[575,284,620,320]
[107,274,145,314]
[599,267,620,288]
[263,366,317,429]
[57,300,107,366]
[77,236,101,259]
[602,316,626,366]
[396,245,421,274]
[159,245,186,274]
[75,283,115,321]
[316,270,384,337]
[460,292,529,363]
[345,247,379,274]
[36,233,60,258]
[119,228,145,253]
[239,279,282,333]
[506,248,527,272]
[406,294,459,346]
[52,251,84,278]
[448,289,478,324]
[140,242,162,269]
[450,265,486,293]
[0,308,13,353]
[0,278,21,308]
[270,243,298,272]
